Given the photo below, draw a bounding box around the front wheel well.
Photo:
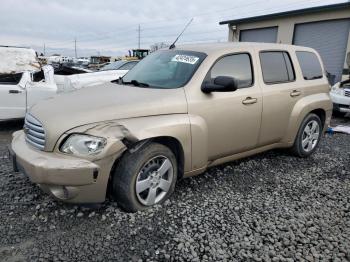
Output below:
[107,136,185,199]
[151,136,185,180]
[110,136,185,181]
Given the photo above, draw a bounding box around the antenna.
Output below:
[169,18,194,49]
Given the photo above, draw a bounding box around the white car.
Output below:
[330,79,350,114]
[0,47,137,121]
[0,66,57,121]
[54,60,138,92]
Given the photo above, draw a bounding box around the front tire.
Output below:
[112,142,177,212]
[291,113,322,157]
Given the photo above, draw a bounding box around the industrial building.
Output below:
[220,2,350,84]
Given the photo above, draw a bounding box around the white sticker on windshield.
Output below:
[172,54,199,65]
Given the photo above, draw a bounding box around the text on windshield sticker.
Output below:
[172,55,199,65]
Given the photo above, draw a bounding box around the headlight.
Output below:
[60,134,107,156]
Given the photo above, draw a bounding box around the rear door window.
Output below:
[296,51,323,80]
[260,51,295,84]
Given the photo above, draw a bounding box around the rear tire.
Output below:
[291,113,322,157]
[112,142,177,212]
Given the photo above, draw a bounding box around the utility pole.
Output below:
[74,37,77,58]
[138,24,141,49]
[43,43,46,56]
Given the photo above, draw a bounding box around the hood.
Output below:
[29,83,187,150]
[63,70,128,91]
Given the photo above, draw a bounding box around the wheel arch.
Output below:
[283,93,332,145]
[309,108,326,128]
[106,135,185,198]
[117,136,186,179]
[150,136,185,179]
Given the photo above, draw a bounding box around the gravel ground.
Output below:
[0,117,350,262]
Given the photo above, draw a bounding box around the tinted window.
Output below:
[118,61,138,70]
[296,51,323,80]
[209,53,253,88]
[0,72,23,85]
[260,51,295,84]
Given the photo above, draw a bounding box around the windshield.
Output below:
[122,50,206,89]
[100,61,127,71]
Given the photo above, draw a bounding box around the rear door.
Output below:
[257,50,302,146]
[0,73,26,120]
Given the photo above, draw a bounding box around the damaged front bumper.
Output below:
[10,131,126,203]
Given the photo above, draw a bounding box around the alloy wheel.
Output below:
[302,120,320,152]
[135,155,174,206]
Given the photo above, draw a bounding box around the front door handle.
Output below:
[242,97,257,105]
[290,90,301,97]
[9,90,22,94]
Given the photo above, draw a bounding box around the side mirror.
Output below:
[201,76,238,93]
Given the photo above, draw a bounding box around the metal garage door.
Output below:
[293,19,350,84]
[240,27,278,43]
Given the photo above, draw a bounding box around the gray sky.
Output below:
[0,0,345,57]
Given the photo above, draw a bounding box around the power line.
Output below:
[75,0,326,45]
[41,0,264,46]
[42,0,332,51]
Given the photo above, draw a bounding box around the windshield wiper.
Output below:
[123,79,150,87]
[304,76,322,80]
[114,78,150,87]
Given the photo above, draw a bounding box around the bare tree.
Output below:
[150,42,169,52]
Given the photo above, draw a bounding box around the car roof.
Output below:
[174,42,315,54]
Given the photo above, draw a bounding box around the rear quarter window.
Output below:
[296,51,323,80]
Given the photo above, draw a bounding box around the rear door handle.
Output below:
[290,90,301,97]
[242,97,257,105]
[9,90,22,94]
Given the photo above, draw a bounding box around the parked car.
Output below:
[98,60,139,71]
[53,60,138,92]
[0,65,57,121]
[0,46,58,121]
[330,79,350,115]
[10,43,332,212]
[0,59,136,121]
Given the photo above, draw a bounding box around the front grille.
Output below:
[24,114,46,150]
[345,89,350,97]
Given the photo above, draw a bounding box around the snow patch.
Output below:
[0,47,40,74]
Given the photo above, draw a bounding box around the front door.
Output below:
[0,73,26,120]
[188,52,263,161]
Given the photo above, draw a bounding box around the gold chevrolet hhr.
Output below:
[10,43,332,212]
